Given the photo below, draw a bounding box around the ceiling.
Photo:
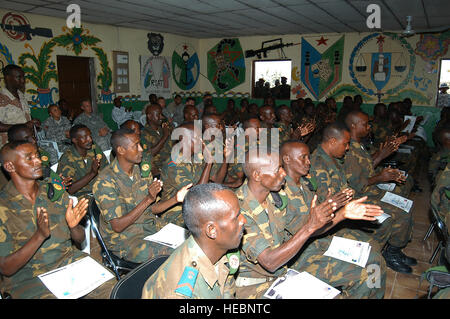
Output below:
[2,0,450,38]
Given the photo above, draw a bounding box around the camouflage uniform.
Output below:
[73,112,111,151]
[93,158,173,264]
[0,180,115,299]
[42,115,72,164]
[283,175,386,299]
[57,144,108,197]
[141,235,236,299]
[234,181,288,299]
[310,145,349,203]
[371,119,390,148]
[428,149,449,185]
[431,163,450,228]
[343,140,413,248]
[159,150,220,227]
[141,125,173,176]
[274,121,292,145]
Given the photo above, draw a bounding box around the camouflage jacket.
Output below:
[73,112,111,151]
[371,119,391,146]
[141,125,173,175]
[0,180,86,298]
[235,181,287,280]
[57,144,108,197]
[274,121,292,145]
[310,144,348,202]
[42,115,71,146]
[431,163,450,225]
[92,158,157,259]
[283,175,315,235]
[343,140,381,198]
[429,148,449,183]
[141,235,235,299]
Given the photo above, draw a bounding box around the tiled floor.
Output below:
[384,167,443,299]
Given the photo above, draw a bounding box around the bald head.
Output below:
[243,147,277,178]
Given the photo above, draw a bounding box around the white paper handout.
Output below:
[264,269,340,299]
[402,115,416,133]
[375,212,391,224]
[324,236,371,268]
[396,148,411,154]
[377,183,396,191]
[38,256,114,299]
[144,223,189,249]
[381,191,413,213]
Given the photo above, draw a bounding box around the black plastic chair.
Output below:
[429,207,449,264]
[110,255,169,299]
[87,197,141,280]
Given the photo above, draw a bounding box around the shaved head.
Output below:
[345,110,367,130]
[322,122,349,143]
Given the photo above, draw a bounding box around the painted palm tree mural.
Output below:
[18,26,115,107]
[19,41,58,107]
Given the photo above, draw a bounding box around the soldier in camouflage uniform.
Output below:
[235,148,385,299]
[121,119,151,166]
[57,124,108,198]
[343,111,417,274]
[0,141,115,299]
[142,183,245,299]
[141,104,172,177]
[309,122,393,251]
[431,163,450,229]
[159,122,224,227]
[93,128,192,264]
[73,99,111,152]
[42,104,71,163]
[281,141,386,298]
[428,127,450,187]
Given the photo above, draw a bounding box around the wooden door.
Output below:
[57,55,91,119]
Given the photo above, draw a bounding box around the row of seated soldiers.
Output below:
[0,95,448,299]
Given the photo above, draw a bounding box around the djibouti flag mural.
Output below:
[301,36,344,100]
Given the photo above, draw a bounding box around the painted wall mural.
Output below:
[1,11,53,42]
[15,24,115,107]
[207,38,245,94]
[18,41,58,108]
[140,55,171,99]
[414,31,450,62]
[349,32,416,103]
[172,43,200,91]
[301,35,345,100]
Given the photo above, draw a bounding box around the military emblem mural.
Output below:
[349,32,415,102]
[300,36,345,100]
[172,43,200,90]
[207,38,245,94]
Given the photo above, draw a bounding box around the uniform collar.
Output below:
[111,157,140,184]
[186,236,229,290]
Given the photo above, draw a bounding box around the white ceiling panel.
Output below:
[1,0,448,38]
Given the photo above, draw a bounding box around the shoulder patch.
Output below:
[175,266,198,298]
[168,160,177,167]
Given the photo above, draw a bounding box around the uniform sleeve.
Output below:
[343,151,369,195]
[93,176,127,222]
[309,160,333,203]
[56,152,76,178]
[0,204,14,257]
[240,214,272,264]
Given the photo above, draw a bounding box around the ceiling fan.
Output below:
[400,16,450,37]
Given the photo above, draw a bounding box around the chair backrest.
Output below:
[431,207,449,242]
[87,197,121,280]
[110,255,169,299]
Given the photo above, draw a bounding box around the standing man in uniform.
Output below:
[73,98,111,152]
[42,104,72,164]
[142,183,246,299]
